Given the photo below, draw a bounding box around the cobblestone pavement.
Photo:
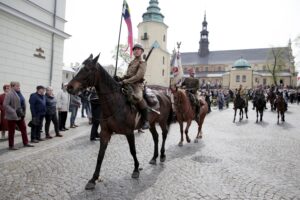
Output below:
[0,103,300,200]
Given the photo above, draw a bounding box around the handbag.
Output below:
[16,107,25,118]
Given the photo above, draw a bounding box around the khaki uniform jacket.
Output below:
[123,57,146,84]
[3,90,26,120]
[122,57,147,101]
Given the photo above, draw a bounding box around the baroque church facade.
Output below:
[174,14,297,90]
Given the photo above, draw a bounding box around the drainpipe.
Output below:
[49,0,57,86]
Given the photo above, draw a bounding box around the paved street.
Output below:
[0,103,300,200]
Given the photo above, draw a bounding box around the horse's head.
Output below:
[67,54,100,95]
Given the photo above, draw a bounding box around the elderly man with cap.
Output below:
[117,43,149,129]
[181,67,200,119]
[29,85,46,142]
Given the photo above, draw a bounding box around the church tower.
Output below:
[198,13,209,57]
[137,0,170,87]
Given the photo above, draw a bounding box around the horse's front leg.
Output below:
[256,109,258,123]
[233,109,237,123]
[277,111,280,124]
[126,133,140,178]
[178,121,184,146]
[281,111,285,122]
[85,132,111,190]
[260,110,263,122]
[239,109,243,121]
[185,120,192,143]
[159,122,168,162]
[149,125,159,165]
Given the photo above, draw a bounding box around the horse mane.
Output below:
[177,89,188,103]
[95,62,120,91]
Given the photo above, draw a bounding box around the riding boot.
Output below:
[137,100,150,129]
[140,108,150,129]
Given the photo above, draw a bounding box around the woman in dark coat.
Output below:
[45,87,62,138]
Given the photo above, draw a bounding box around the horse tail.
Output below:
[167,104,174,128]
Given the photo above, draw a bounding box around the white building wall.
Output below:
[0,0,69,119]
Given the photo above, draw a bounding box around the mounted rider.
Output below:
[180,68,200,119]
[117,43,149,129]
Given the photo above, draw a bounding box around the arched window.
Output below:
[236,75,240,82]
[242,75,246,82]
[162,69,165,76]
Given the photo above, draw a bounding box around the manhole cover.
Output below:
[191,156,222,163]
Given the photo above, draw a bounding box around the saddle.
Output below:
[121,84,160,111]
[185,90,199,108]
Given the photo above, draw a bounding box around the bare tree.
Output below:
[266,47,286,86]
[111,44,131,64]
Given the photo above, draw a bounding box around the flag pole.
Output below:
[114,0,125,77]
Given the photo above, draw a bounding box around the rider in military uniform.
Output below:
[252,84,266,110]
[181,68,200,119]
[119,44,149,129]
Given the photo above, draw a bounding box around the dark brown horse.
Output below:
[172,89,208,146]
[267,90,276,111]
[233,94,248,122]
[254,94,266,123]
[67,54,173,190]
[275,94,286,124]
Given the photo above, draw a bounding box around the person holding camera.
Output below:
[3,81,34,150]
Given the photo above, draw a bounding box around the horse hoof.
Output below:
[160,156,166,162]
[194,139,198,143]
[178,142,183,147]
[131,171,140,179]
[85,182,96,190]
[149,159,156,165]
[187,139,191,143]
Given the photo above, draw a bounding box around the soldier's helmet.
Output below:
[132,43,144,52]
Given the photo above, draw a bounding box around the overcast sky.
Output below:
[63,0,300,71]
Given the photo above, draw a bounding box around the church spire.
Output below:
[142,0,164,23]
[199,12,209,57]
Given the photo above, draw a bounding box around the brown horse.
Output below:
[275,94,286,124]
[67,54,173,190]
[172,89,208,146]
[233,94,248,122]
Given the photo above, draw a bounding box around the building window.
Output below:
[218,66,221,71]
[236,75,240,82]
[66,73,69,79]
[242,75,246,82]
[142,32,148,40]
[263,65,266,71]
[263,78,267,85]
[162,69,165,76]
[163,35,166,42]
[205,66,208,72]
[163,56,165,65]
[255,77,259,83]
